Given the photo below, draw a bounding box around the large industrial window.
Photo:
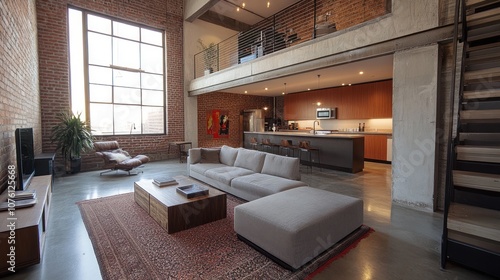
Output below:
[68,7,165,135]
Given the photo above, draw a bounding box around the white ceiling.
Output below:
[220,55,394,96]
[204,1,394,97]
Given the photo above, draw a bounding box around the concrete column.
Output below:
[392,44,439,211]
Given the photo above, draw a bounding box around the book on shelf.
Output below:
[11,190,37,201]
[0,198,37,211]
[152,176,177,187]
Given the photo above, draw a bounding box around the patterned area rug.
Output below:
[77,193,373,280]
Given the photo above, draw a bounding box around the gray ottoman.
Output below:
[234,186,363,270]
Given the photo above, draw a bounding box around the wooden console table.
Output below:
[0,175,52,274]
[134,176,226,233]
[168,141,192,163]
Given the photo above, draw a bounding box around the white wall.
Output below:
[183,20,237,146]
[392,44,439,211]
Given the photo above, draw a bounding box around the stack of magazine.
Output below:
[152,177,178,187]
[0,190,37,211]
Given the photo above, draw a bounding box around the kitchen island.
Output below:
[244,131,364,173]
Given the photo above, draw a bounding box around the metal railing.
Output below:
[194,0,389,78]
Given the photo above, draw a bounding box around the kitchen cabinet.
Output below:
[284,80,392,120]
[364,135,388,161]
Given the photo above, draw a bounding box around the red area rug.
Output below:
[77,193,373,280]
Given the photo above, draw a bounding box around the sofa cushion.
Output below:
[200,148,221,163]
[205,166,254,185]
[261,153,301,180]
[219,145,239,166]
[231,173,307,198]
[233,149,266,173]
[190,163,227,176]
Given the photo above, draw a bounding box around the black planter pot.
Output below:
[66,158,82,174]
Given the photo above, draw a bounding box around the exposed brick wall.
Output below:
[197,92,274,148]
[36,0,184,172]
[0,0,41,192]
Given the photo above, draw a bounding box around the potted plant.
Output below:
[198,39,218,75]
[51,111,94,174]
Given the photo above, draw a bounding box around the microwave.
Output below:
[316,108,336,119]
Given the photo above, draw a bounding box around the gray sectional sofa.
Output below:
[187,145,308,201]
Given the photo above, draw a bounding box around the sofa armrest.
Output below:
[188,148,202,164]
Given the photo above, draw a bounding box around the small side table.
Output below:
[168,141,192,163]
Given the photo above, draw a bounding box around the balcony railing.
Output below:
[194,0,389,78]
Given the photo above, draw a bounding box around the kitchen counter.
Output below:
[277,130,392,136]
[244,131,364,173]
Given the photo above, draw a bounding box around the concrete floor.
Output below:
[3,160,493,280]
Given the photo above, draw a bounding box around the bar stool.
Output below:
[298,140,321,172]
[262,138,279,154]
[249,137,261,150]
[279,139,298,157]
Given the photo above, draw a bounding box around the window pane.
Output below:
[90,103,113,135]
[89,84,112,102]
[69,9,85,118]
[113,38,140,69]
[113,70,140,88]
[89,66,112,85]
[142,106,164,134]
[113,21,139,41]
[88,14,111,34]
[141,28,162,46]
[114,87,140,104]
[141,73,163,90]
[141,44,163,74]
[114,105,141,134]
[88,32,111,66]
[143,90,163,106]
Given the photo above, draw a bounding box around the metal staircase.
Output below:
[441,0,500,277]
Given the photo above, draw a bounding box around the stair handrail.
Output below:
[442,0,467,269]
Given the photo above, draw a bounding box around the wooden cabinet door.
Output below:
[364,135,388,161]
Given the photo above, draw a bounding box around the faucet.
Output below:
[313,120,320,134]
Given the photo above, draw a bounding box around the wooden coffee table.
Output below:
[134,175,227,233]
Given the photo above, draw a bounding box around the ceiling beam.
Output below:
[185,0,220,22]
[198,10,252,32]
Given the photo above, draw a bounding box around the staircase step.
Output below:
[464,67,500,83]
[467,48,500,61]
[457,145,500,163]
[453,170,500,192]
[467,24,500,41]
[461,109,500,121]
[448,203,500,242]
[467,0,500,8]
[463,88,500,99]
[467,7,500,27]
[465,55,500,71]
[460,132,500,146]
[467,41,500,54]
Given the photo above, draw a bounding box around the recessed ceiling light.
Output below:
[317,102,321,106]
[265,87,268,91]
[244,90,247,94]
[307,88,311,91]
[237,7,240,12]
[342,83,345,86]
[242,3,246,8]
[267,1,270,8]
[348,84,352,86]
[282,92,285,95]
[359,71,364,75]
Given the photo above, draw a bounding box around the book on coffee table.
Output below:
[153,177,178,187]
[176,184,209,198]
